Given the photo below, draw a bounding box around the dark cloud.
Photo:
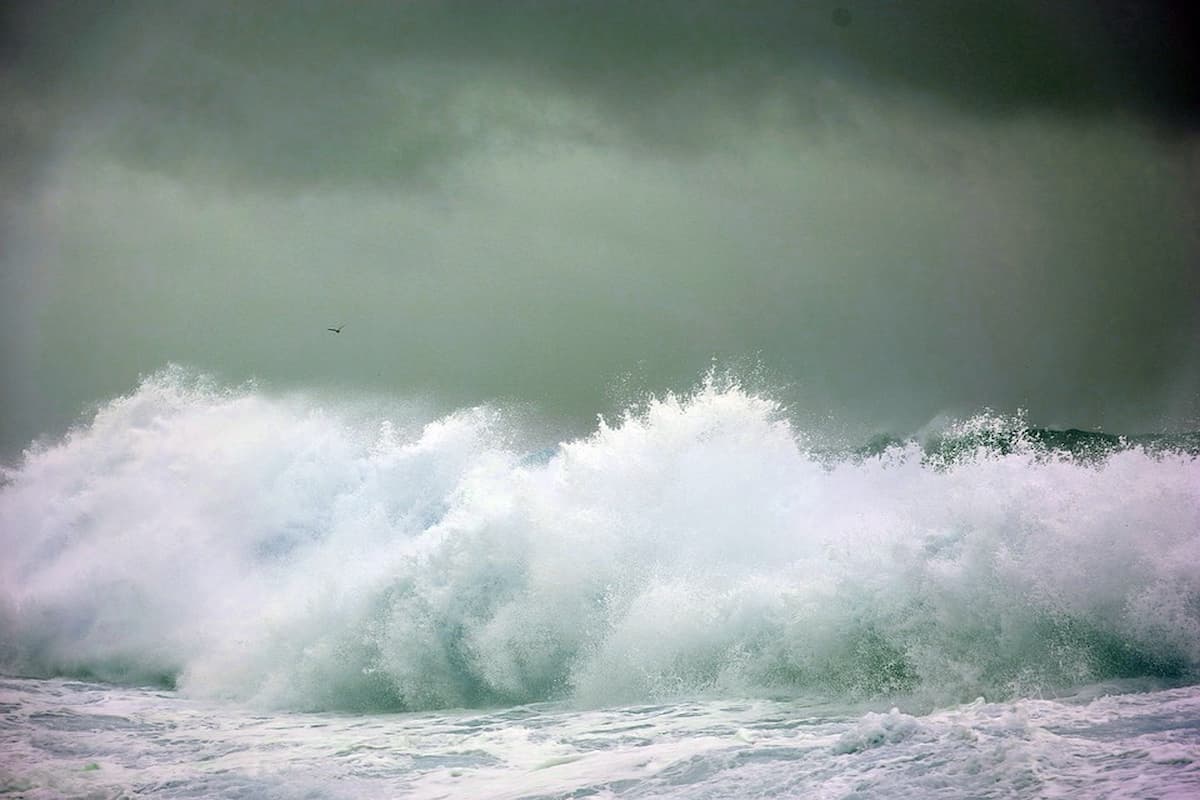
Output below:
[3,1,1198,188]
[1,1,1197,454]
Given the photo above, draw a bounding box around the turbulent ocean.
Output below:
[1,368,1197,798]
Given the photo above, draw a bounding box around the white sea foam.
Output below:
[3,677,1199,799]
[1,367,1197,711]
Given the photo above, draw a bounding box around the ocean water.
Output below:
[3,677,1199,799]
[2,368,1198,798]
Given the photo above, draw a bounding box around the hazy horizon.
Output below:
[3,1,1198,455]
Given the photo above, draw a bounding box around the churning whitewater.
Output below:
[2,367,1198,716]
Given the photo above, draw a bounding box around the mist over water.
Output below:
[2,368,1197,713]
[2,2,1199,454]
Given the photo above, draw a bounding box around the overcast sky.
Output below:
[2,1,1198,453]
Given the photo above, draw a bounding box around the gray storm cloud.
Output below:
[6,1,1198,183]
[1,1,1198,453]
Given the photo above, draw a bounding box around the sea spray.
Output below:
[1,367,1197,711]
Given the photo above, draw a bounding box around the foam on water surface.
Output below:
[1,677,1198,799]
[1,368,1198,714]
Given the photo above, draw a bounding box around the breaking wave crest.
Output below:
[1,368,1197,711]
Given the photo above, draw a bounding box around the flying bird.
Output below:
[326,324,345,334]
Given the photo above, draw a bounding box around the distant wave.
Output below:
[1,367,1197,711]
[855,416,1200,464]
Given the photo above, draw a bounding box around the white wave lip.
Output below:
[1,368,1198,711]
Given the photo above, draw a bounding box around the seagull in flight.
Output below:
[326,324,345,334]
